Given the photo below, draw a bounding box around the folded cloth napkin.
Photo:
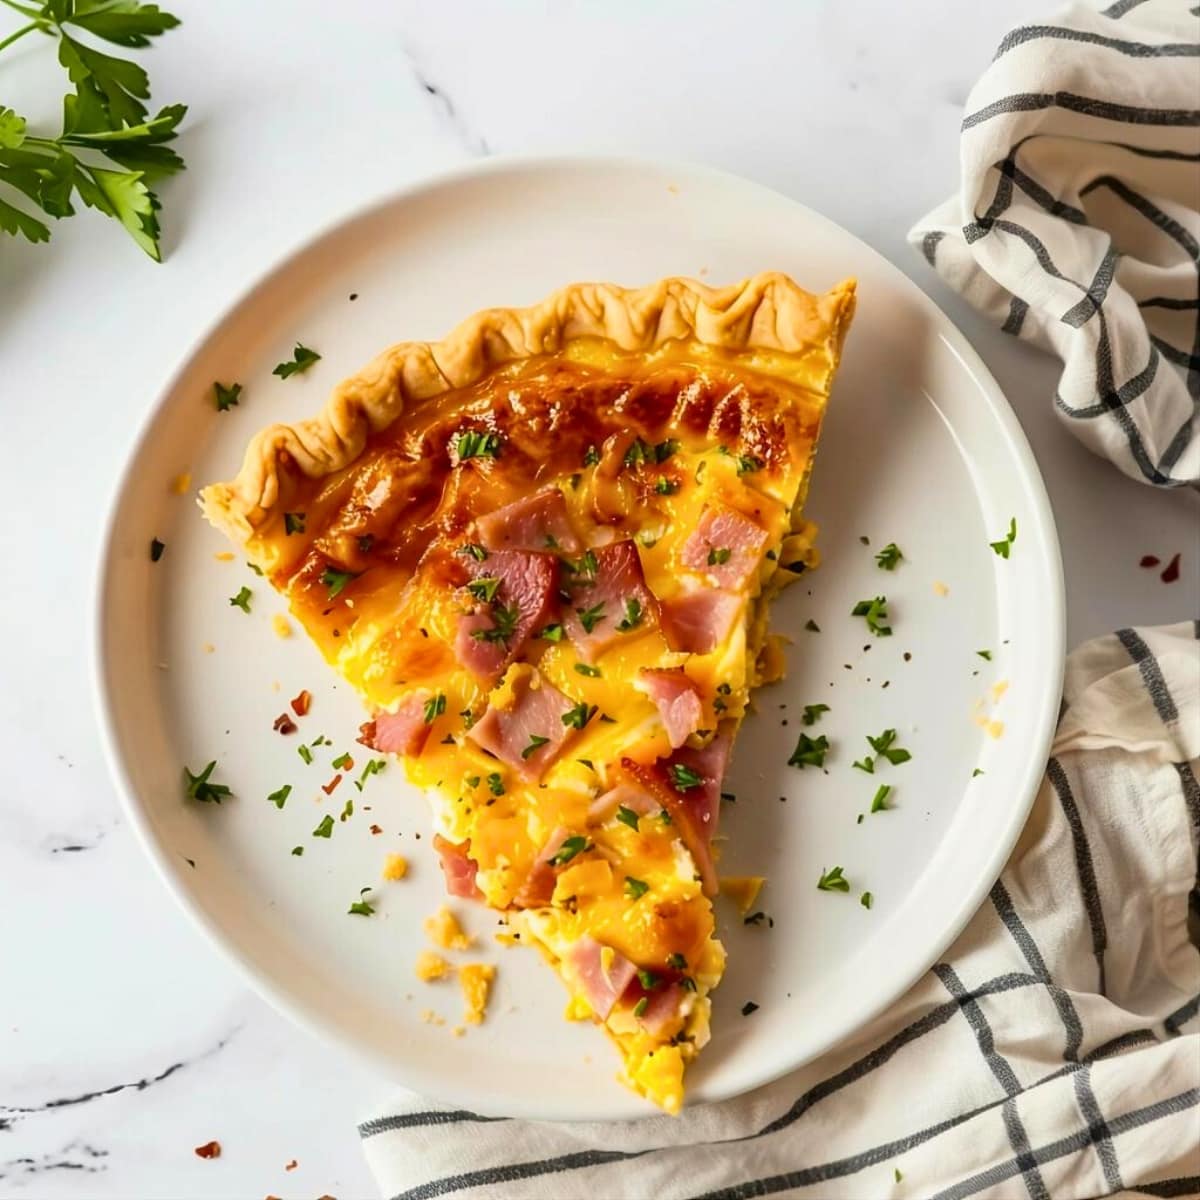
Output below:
[909,0,1200,488]
[360,622,1200,1200]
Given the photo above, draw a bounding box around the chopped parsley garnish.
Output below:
[577,758,595,771]
[623,438,652,468]
[465,775,481,789]
[741,1001,760,1016]
[229,586,252,613]
[538,623,565,642]
[736,454,763,476]
[320,567,359,600]
[875,543,903,570]
[616,805,640,831]
[563,549,598,580]
[852,595,892,636]
[681,977,698,992]
[455,430,501,461]
[805,619,821,633]
[291,846,304,856]
[347,887,374,916]
[472,602,520,644]
[486,772,505,796]
[422,694,447,724]
[183,761,232,804]
[894,1169,903,1183]
[669,763,704,792]
[867,728,911,765]
[358,534,375,554]
[267,784,291,809]
[521,734,550,760]
[355,759,386,791]
[977,649,993,661]
[273,344,321,379]
[339,798,354,821]
[817,865,850,892]
[654,438,679,462]
[802,703,830,726]
[870,784,893,813]
[297,744,313,765]
[633,996,649,1018]
[788,732,829,769]
[284,511,306,536]
[459,542,488,562]
[659,809,673,825]
[861,891,874,910]
[466,576,501,603]
[852,757,875,774]
[549,835,589,866]
[616,597,643,632]
[544,534,560,550]
[707,546,732,566]
[990,517,1017,559]
[654,477,679,495]
[312,814,334,838]
[331,752,352,770]
[213,381,242,411]
[743,911,767,926]
[636,968,660,989]
[583,444,600,467]
[625,876,650,900]
[574,662,601,678]
[150,538,166,562]
[562,701,597,730]
[667,952,687,969]
[576,602,606,633]
[721,791,736,803]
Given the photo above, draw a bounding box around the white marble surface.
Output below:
[1,1,1196,1197]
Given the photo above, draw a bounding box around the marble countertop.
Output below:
[2,2,1196,1196]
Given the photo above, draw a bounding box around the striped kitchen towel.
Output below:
[360,622,1200,1200]
[909,0,1200,488]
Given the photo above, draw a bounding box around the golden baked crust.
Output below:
[200,273,855,542]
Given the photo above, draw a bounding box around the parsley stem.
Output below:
[0,19,48,53]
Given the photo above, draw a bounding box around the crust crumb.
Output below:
[459,963,496,1024]
[424,906,471,950]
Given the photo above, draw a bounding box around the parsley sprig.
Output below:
[184,761,231,804]
[817,865,850,893]
[875,543,903,571]
[990,517,1017,558]
[273,344,320,379]
[851,595,892,636]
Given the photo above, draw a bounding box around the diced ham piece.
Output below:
[466,669,577,780]
[587,784,659,824]
[659,587,742,655]
[620,732,732,896]
[681,505,770,591]
[636,667,703,749]
[454,549,558,682]
[636,981,684,1035]
[433,834,482,899]
[562,541,659,662]
[360,690,434,757]
[565,935,637,1020]
[476,488,582,555]
[511,826,571,909]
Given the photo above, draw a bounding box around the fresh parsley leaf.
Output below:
[817,865,850,892]
[583,444,600,467]
[561,701,596,730]
[989,517,1017,559]
[622,438,652,469]
[870,784,893,813]
[486,772,505,796]
[875,543,903,570]
[538,623,565,642]
[576,602,606,633]
[707,546,732,566]
[654,438,679,462]
[521,733,550,760]
[633,996,649,1018]
[574,662,601,678]
[802,703,830,726]
[320,566,358,600]
[736,454,763,476]
[272,344,321,379]
[636,968,660,990]
[788,732,829,769]
[861,891,874,910]
[312,814,334,838]
[894,1169,903,1183]
[867,728,911,765]
[852,756,875,774]
[669,763,703,792]
[348,887,374,916]
[421,693,445,724]
[458,542,488,562]
[455,430,501,461]
[331,751,352,770]
[625,876,650,900]
[615,597,643,632]
[667,952,687,969]
[654,477,679,495]
[466,576,501,603]
[212,381,241,412]
[973,768,985,778]
[548,835,589,866]
[149,537,165,562]
[851,595,892,637]
[183,760,231,804]
[562,549,598,581]
[267,784,291,809]
[229,586,252,613]
[977,649,992,661]
[615,805,640,831]
[472,601,519,644]
[297,744,313,765]
[284,511,306,536]
[291,845,303,856]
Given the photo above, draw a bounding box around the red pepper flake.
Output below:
[357,720,377,748]
[285,1159,298,1171]
[194,1140,221,1159]
[273,712,298,735]
[291,689,312,716]
[369,824,383,835]
[1161,553,1181,584]
[321,773,343,795]
[1139,555,1161,568]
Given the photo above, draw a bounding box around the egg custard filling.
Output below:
[201,273,855,1113]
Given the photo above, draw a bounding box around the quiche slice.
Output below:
[201,272,855,1113]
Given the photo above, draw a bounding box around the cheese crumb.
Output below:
[564,994,593,1021]
[933,581,949,597]
[459,963,496,1025]
[213,551,235,562]
[170,471,191,495]
[720,875,766,915]
[272,613,292,639]
[419,1008,445,1026]
[494,929,521,947]
[382,853,408,881]
[451,1025,466,1038]
[424,906,471,950]
[974,714,1005,738]
[415,951,452,982]
[991,679,1010,702]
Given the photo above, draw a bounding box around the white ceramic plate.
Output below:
[94,157,1064,1120]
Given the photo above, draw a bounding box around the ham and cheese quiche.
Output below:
[201,272,855,1113]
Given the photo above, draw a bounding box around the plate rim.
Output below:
[91,152,1066,1120]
